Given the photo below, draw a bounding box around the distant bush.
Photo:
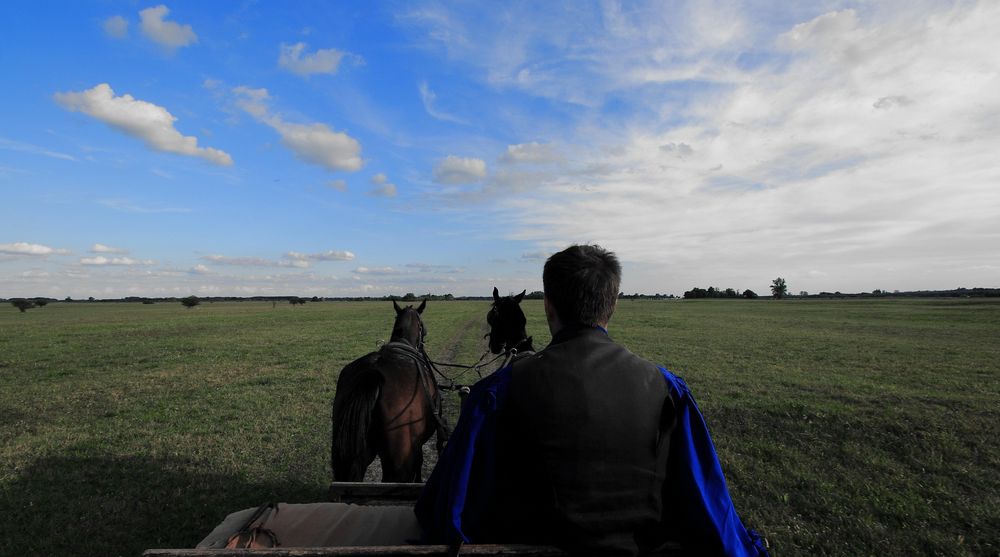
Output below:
[181,296,200,309]
[11,299,35,312]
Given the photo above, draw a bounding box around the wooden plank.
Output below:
[143,545,566,556]
[328,482,424,505]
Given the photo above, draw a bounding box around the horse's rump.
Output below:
[331,354,383,481]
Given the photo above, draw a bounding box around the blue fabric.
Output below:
[415,364,768,556]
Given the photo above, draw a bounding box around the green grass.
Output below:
[1,299,998,556]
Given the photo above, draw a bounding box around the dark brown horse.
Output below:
[330,300,447,482]
[487,287,535,356]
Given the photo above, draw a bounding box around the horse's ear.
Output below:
[393,300,403,314]
[493,287,500,302]
[514,290,526,303]
[417,299,426,314]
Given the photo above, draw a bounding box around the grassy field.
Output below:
[1,298,998,556]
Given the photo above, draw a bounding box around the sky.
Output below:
[1,1,998,299]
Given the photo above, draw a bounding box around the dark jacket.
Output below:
[494,325,675,555]
[415,326,769,557]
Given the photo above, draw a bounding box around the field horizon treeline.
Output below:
[5,285,999,307]
[1,298,998,556]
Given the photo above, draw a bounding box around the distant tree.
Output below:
[65,296,73,302]
[311,296,320,302]
[771,277,788,299]
[402,292,416,301]
[526,291,544,300]
[743,289,758,299]
[289,297,306,306]
[181,296,200,309]
[11,299,35,313]
[88,296,95,302]
[799,291,809,297]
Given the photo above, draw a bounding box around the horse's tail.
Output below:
[331,362,382,481]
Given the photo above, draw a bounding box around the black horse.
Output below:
[330,300,447,482]
[487,287,535,356]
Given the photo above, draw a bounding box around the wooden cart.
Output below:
[143,482,681,556]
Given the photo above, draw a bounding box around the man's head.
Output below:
[542,244,621,332]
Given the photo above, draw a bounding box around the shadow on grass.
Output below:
[2,454,327,557]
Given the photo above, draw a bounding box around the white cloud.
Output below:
[285,250,356,262]
[279,42,358,76]
[500,142,560,164]
[139,5,197,49]
[367,173,397,197]
[233,86,363,172]
[368,183,398,198]
[90,243,128,254]
[327,179,348,191]
[0,242,71,256]
[55,84,232,166]
[433,155,486,184]
[0,137,77,161]
[103,15,129,39]
[80,256,155,266]
[498,2,1000,294]
[418,81,467,124]
[201,254,310,268]
[190,264,212,275]
[355,266,402,275]
[274,120,363,172]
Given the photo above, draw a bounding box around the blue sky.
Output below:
[2,1,998,298]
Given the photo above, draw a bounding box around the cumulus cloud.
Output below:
[367,173,397,197]
[80,256,155,266]
[0,242,71,257]
[103,15,129,39]
[279,42,358,76]
[190,264,212,275]
[433,155,486,184]
[500,142,560,164]
[55,84,232,165]
[273,120,363,171]
[418,81,467,124]
[90,243,128,254]
[139,5,197,49]
[233,86,363,172]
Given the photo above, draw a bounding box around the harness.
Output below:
[375,306,536,452]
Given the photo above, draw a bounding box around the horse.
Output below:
[330,300,448,482]
[486,287,536,357]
